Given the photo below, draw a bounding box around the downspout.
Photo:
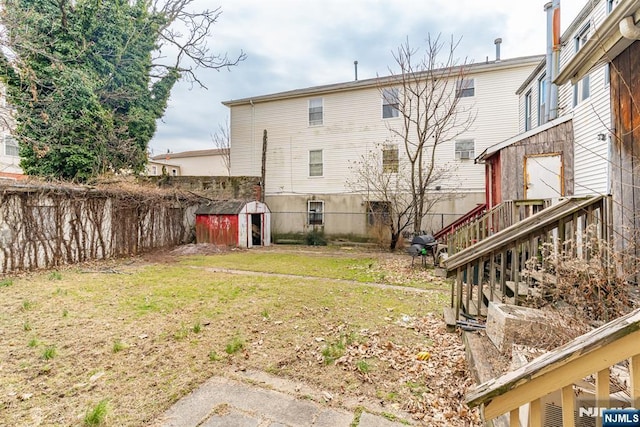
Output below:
[549,0,560,120]
[544,2,553,123]
[619,14,640,40]
[250,99,255,172]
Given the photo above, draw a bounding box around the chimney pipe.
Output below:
[354,60,358,81]
[494,38,502,61]
[544,1,560,122]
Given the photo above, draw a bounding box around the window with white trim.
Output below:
[538,74,547,125]
[4,135,19,157]
[573,25,591,106]
[308,98,323,126]
[524,91,532,131]
[456,79,474,98]
[382,88,399,118]
[455,139,474,160]
[308,200,324,225]
[309,150,323,177]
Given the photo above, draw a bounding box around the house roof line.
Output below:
[222,55,545,107]
[150,148,227,160]
[555,1,640,85]
[475,114,573,162]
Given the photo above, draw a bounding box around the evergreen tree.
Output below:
[0,0,242,181]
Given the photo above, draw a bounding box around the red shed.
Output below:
[195,200,271,248]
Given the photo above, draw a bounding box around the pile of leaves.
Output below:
[523,234,634,324]
[328,314,481,426]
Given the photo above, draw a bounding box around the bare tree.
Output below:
[153,1,246,89]
[384,35,476,234]
[348,143,453,250]
[211,120,231,175]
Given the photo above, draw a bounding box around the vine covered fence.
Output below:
[0,181,204,273]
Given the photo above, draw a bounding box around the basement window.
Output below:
[308,200,324,225]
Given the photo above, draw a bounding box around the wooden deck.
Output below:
[444,195,610,324]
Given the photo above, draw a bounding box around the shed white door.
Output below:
[525,154,563,199]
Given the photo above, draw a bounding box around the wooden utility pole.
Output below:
[261,129,267,203]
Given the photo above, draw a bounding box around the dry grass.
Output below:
[0,245,479,426]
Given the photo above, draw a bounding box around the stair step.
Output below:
[522,270,557,285]
[443,307,457,332]
[505,280,528,296]
[482,285,515,305]
[462,299,487,318]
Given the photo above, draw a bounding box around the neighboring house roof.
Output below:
[147,159,180,168]
[151,148,227,161]
[475,114,573,162]
[516,59,547,95]
[222,55,545,106]
[195,200,247,215]
[556,0,640,85]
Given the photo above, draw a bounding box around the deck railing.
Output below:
[466,307,640,426]
[444,196,610,321]
[442,199,551,256]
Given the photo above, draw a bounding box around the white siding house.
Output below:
[224,55,543,238]
[485,0,615,206]
[0,84,22,179]
[557,0,614,196]
[149,148,230,177]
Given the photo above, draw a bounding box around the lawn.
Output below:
[0,245,479,426]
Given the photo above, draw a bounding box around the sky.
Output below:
[148,0,586,156]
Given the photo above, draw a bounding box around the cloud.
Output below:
[149,0,585,155]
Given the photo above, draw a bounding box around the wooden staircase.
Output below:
[443,196,611,326]
[466,307,640,426]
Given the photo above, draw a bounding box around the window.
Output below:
[573,74,590,106]
[575,24,590,52]
[382,88,399,118]
[455,140,474,160]
[4,135,19,157]
[308,200,324,225]
[607,0,615,13]
[538,74,547,125]
[382,145,398,173]
[366,201,391,226]
[171,168,177,176]
[151,165,157,175]
[308,98,323,126]
[309,150,323,177]
[524,91,532,131]
[456,79,475,98]
[573,26,591,107]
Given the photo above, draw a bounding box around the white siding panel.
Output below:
[228,59,540,200]
[572,64,610,196]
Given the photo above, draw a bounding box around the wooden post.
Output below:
[596,368,609,427]
[561,385,576,427]
[510,408,520,426]
[261,129,267,203]
[466,263,473,315]
[489,254,496,302]
[455,268,463,320]
[529,398,542,427]
[631,355,640,408]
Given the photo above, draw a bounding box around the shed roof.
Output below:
[195,200,247,215]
